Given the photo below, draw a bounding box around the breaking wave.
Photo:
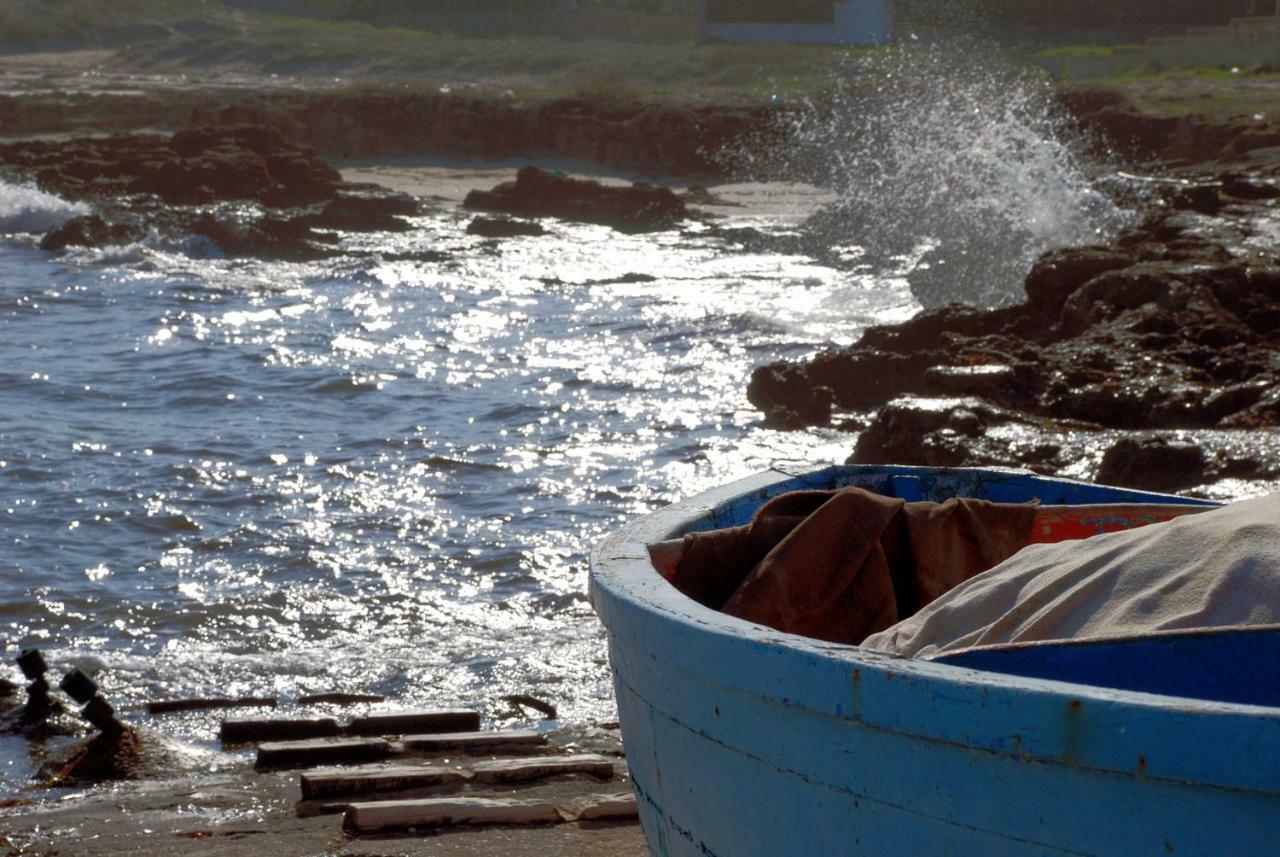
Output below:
[0,180,91,234]
[779,44,1131,308]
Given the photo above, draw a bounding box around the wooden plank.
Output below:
[343,797,561,833]
[149,697,276,715]
[298,692,386,706]
[470,754,615,784]
[220,716,339,744]
[256,737,395,769]
[563,793,640,822]
[400,729,547,753]
[300,765,470,800]
[348,709,480,737]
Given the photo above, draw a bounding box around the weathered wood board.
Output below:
[400,729,547,753]
[343,797,562,832]
[349,709,480,736]
[301,765,470,799]
[256,737,395,768]
[470,754,615,784]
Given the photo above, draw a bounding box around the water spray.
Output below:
[769,42,1132,309]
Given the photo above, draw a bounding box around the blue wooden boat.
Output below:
[589,465,1280,856]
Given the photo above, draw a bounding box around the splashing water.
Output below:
[0,181,91,234]
[781,44,1132,308]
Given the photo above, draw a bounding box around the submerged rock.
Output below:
[39,215,140,251]
[463,167,687,234]
[189,212,338,262]
[466,215,548,238]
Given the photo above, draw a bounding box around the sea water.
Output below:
[0,171,917,791]
[0,50,1148,793]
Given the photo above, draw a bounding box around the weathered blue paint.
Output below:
[589,466,1276,857]
[937,627,1280,709]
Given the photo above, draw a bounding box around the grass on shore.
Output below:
[0,0,868,101]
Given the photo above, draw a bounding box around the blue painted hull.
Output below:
[589,466,1279,856]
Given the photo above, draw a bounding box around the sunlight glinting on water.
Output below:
[0,178,906,778]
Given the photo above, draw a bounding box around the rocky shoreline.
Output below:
[748,171,1280,493]
[0,85,772,179]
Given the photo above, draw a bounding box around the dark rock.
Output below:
[296,186,418,232]
[463,166,687,234]
[848,397,1053,470]
[1168,184,1225,215]
[751,178,1280,461]
[1221,174,1280,201]
[466,216,548,238]
[1095,436,1207,493]
[189,212,336,262]
[39,215,138,251]
[858,304,1023,352]
[746,363,834,428]
[1221,384,1280,428]
[0,125,341,209]
[1023,247,1134,318]
[1087,105,1182,161]
[806,349,940,411]
[923,364,1016,401]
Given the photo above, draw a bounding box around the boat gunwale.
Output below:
[589,464,1280,796]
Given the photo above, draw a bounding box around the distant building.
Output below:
[698,0,892,45]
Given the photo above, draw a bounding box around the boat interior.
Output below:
[648,484,1280,709]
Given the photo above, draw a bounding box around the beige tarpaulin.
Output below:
[862,493,1280,658]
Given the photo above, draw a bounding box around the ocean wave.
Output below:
[0,180,91,234]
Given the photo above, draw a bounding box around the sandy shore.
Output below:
[1,717,648,856]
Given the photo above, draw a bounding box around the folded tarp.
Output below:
[668,487,1038,646]
[862,492,1280,658]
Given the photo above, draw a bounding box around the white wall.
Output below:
[836,0,892,45]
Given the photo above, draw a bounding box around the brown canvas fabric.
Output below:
[669,487,1038,646]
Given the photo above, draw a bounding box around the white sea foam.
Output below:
[0,180,91,234]
[776,44,1133,308]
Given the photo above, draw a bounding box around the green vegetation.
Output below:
[0,0,869,101]
[0,0,204,46]
[1034,44,1122,59]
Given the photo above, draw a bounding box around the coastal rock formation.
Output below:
[38,214,140,251]
[1095,436,1208,494]
[750,183,1280,481]
[0,125,341,207]
[0,90,772,179]
[1061,87,1280,172]
[463,167,687,233]
[293,185,419,232]
[0,126,430,261]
